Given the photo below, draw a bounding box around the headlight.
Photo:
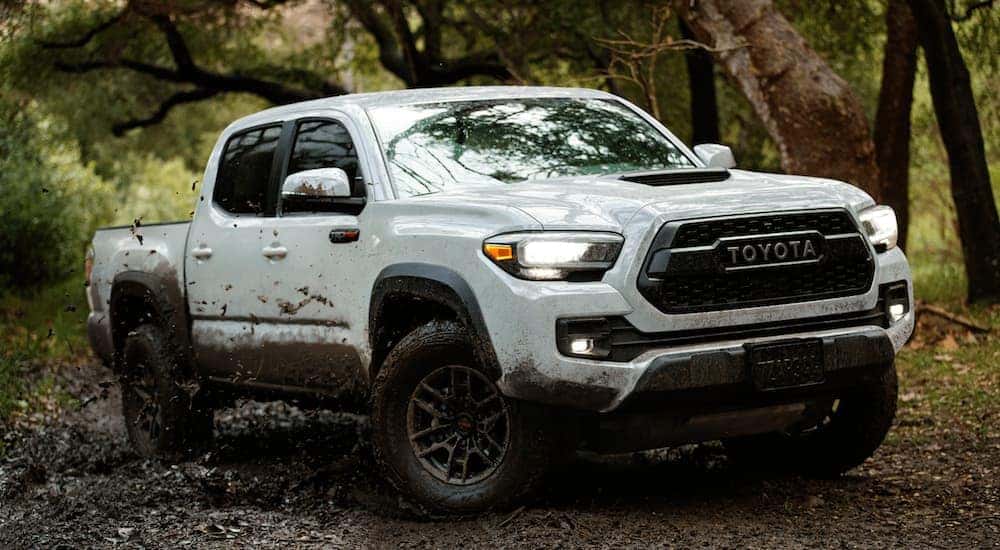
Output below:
[859,205,898,251]
[483,232,624,281]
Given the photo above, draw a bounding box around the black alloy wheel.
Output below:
[406,365,511,485]
[371,320,557,515]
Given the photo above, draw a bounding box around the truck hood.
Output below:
[417,169,876,231]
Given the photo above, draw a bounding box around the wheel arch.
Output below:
[109,271,192,374]
[369,263,500,382]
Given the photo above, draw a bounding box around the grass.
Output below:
[893,302,999,446]
[0,277,89,426]
[897,342,999,440]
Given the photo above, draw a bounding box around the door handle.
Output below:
[262,245,288,260]
[329,227,360,244]
[192,247,213,260]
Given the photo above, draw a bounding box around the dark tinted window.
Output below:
[215,125,282,214]
[288,120,359,182]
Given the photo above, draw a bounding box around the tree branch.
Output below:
[37,11,127,49]
[242,0,296,8]
[344,0,411,83]
[42,0,513,135]
[49,13,350,134]
[383,0,424,83]
[414,0,444,61]
[53,13,346,103]
[429,51,511,83]
[112,88,220,136]
[149,15,195,72]
[345,0,510,86]
[950,0,994,21]
[54,58,180,81]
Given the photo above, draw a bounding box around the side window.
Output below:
[215,125,282,214]
[288,119,360,183]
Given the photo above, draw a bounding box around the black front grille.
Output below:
[638,210,875,313]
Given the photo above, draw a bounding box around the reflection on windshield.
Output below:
[369,98,694,197]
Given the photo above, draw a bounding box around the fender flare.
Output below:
[110,271,193,371]
[369,263,499,378]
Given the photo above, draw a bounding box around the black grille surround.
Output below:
[638,209,876,313]
[670,210,858,248]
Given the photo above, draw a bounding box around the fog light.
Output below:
[888,303,906,321]
[882,282,910,324]
[569,338,595,354]
[556,318,612,359]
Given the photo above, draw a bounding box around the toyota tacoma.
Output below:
[86,86,914,514]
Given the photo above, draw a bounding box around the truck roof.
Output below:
[228,86,619,131]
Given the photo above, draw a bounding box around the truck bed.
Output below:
[86,221,190,363]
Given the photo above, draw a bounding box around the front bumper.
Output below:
[489,248,914,412]
[623,328,893,409]
[500,324,899,413]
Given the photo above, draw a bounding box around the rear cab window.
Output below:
[214,125,283,215]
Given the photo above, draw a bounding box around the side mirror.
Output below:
[693,144,736,169]
[281,167,364,213]
[282,167,352,200]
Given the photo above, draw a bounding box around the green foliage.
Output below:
[0,0,995,301]
[0,277,90,428]
[111,155,202,225]
[0,352,25,427]
[0,101,115,289]
[895,307,1000,443]
[1,2,275,174]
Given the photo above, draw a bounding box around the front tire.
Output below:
[725,365,898,478]
[120,324,213,460]
[371,321,553,515]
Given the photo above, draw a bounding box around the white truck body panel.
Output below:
[87,86,914,414]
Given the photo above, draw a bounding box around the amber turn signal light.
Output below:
[483,243,514,262]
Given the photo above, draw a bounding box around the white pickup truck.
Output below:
[87,86,914,514]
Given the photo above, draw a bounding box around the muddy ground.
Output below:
[1,359,997,549]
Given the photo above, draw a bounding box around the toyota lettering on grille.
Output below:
[717,232,826,271]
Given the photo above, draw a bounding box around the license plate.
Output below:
[748,340,824,391]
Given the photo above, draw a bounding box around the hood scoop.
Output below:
[619,168,730,186]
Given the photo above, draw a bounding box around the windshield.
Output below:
[368,97,695,197]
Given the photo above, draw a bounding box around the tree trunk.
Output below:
[873,0,919,250]
[908,0,1000,303]
[679,20,720,144]
[674,0,880,196]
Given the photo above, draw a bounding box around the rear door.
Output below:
[256,115,370,398]
[187,123,286,384]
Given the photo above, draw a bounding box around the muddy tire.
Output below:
[120,324,213,461]
[724,365,898,478]
[371,320,554,515]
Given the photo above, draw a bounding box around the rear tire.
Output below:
[120,324,213,461]
[371,321,554,515]
[724,365,898,478]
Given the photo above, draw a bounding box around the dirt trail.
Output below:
[1,360,997,549]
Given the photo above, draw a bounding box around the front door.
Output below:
[257,116,369,399]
